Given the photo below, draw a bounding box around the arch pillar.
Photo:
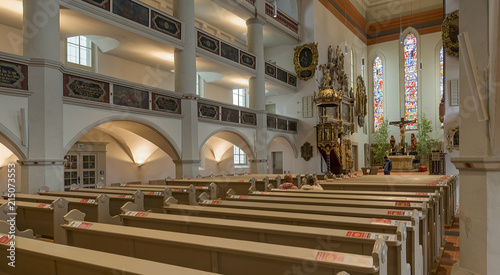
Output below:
[22,0,64,193]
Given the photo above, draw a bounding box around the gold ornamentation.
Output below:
[355,76,367,127]
[446,127,459,152]
[342,139,353,172]
[293,43,319,80]
[442,10,459,57]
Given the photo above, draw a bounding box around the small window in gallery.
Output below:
[67,36,92,67]
[233,88,248,107]
[233,146,247,165]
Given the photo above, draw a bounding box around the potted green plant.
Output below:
[416,114,441,166]
[371,119,391,166]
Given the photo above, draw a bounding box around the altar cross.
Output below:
[389,118,416,153]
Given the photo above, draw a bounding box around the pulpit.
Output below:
[388,155,415,171]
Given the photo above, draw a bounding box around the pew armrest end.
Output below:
[63,209,86,224]
[164,196,179,206]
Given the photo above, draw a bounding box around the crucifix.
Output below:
[390,118,416,153]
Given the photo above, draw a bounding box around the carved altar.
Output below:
[314,45,356,174]
[388,155,415,171]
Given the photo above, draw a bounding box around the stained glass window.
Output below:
[440,47,444,100]
[404,33,418,130]
[373,57,383,132]
[440,47,444,127]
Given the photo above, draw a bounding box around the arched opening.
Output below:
[0,128,25,192]
[64,120,180,189]
[199,130,254,176]
[267,135,298,174]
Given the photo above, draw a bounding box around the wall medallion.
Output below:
[293,43,318,80]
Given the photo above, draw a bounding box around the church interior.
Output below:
[0,0,498,274]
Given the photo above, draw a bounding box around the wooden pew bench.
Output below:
[162,179,256,199]
[40,186,145,214]
[318,180,453,227]
[5,193,120,225]
[62,210,389,275]
[0,232,215,274]
[219,191,434,273]
[63,186,171,212]
[255,187,443,264]
[121,202,409,275]
[0,199,67,243]
[163,201,423,275]
[113,183,217,203]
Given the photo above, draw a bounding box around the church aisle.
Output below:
[436,217,460,275]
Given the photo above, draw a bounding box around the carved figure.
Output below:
[411,133,417,151]
[390,135,396,152]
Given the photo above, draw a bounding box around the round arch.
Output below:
[0,122,27,160]
[199,128,255,160]
[63,116,181,160]
[266,133,298,158]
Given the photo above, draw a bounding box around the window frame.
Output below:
[399,28,421,131]
[233,145,247,165]
[66,35,95,72]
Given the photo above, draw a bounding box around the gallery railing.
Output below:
[0,51,298,134]
[66,0,183,42]
[267,113,298,133]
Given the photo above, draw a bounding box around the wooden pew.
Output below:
[317,180,452,227]
[62,210,389,275]
[318,173,458,227]
[0,199,67,243]
[40,186,145,214]
[253,187,443,264]
[161,178,256,199]
[0,205,35,239]
[121,202,410,275]
[109,183,216,203]
[5,193,120,225]
[163,199,423,275]
[63,186,173,212]
[0,230,215,274]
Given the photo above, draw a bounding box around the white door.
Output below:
[64,153,97,190]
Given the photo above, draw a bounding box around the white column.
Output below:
[246,16,267,173]
[451,0,500,274]
[21,0,64,193]
[173,0,199,178]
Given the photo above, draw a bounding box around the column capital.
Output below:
[249,159,267,163]
[173,159,201,164]
[17,159,65,166]
[451,157,500,171]
[246,17,266,26]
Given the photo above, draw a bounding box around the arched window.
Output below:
[404,33,418,130]
[373,56,383,132]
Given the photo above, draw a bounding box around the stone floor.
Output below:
[436,217,460,275]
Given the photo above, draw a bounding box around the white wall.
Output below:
[367,31,444,145]
[138,148,175,183]
[0,155,20,192]
[204,83,233,104]
[263,0,369,174]
[0,24,22,55]
[97,52,175,91]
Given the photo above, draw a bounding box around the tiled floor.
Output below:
[436,218,460,275]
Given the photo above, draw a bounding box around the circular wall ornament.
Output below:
[293,43,319,80]
[442,10,459,57]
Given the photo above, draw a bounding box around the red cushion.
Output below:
[419,166,427,172]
